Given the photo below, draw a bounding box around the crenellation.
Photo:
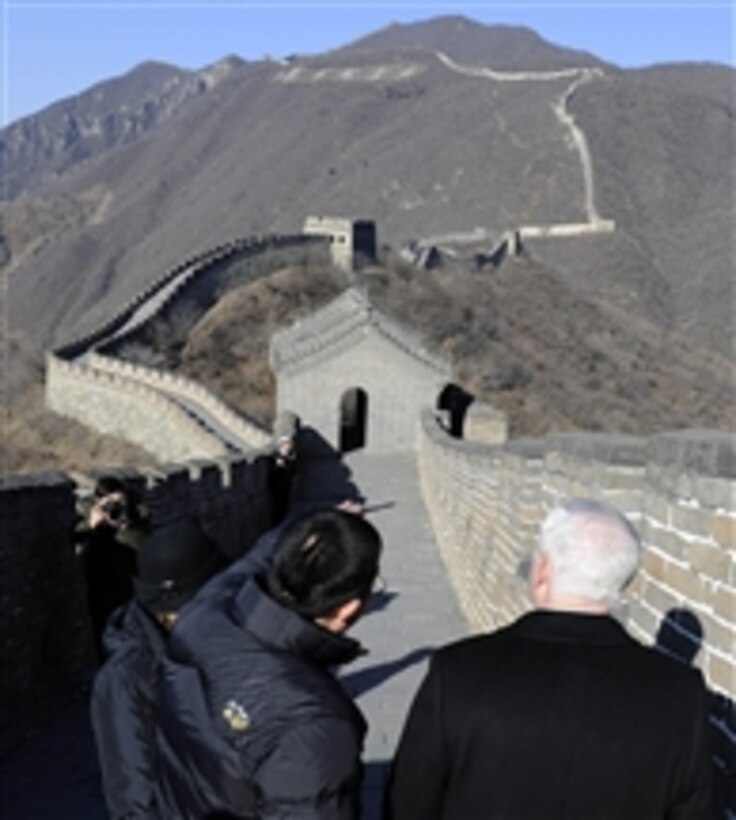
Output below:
[417,410,735,703]
[707,653,735,695]
[711,513,735,550]
[671,503,713,539]
[688,540,730,581]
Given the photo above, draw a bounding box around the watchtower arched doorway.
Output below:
[339,388,368,453]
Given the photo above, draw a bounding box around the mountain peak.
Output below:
[337,14,606,71]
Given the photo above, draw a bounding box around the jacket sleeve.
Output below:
[385,655,448,820]
[187,522,286,606]
[90,650,159,819]
[253,717,363,820]
[668,671,715,820]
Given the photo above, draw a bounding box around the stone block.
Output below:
[671,503,711,538]
[688,541,730,581]
[663,561,705,601]
[699,612,735,655]
[710,585,736,622]
[711,514,735,551]
[628,598,659,638]
[643,581,681,615]
[706,652,736,695]
[641,549,667,580]
[642,492,669,526]
[693,476,736,510]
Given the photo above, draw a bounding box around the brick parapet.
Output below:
[417,410,735,703]
[0,453,275,760]
[418,412,734,802]
[86,353,270,449]
[46,353,230,462]
[47,234,320,461]
[0,473,91,760]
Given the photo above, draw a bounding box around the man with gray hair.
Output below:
[387,498,714,820]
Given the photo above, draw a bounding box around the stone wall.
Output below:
[46,354,231,462]
[418,411,734,694]
[0,472,89,761]
[0,453,274,760]
[417,411,735,803]
[85,353,270,451]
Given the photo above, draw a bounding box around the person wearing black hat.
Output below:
[154,508,383,820]
[90,518,225,820]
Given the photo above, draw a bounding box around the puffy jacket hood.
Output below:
[101,599,166,660]
[231,575,365,667]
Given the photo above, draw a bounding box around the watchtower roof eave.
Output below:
[269,287,451,377]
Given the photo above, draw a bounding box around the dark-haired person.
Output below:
[155,508,383,820]
[73,476,151,659]
[90,518,226,820]
[386,498,714,820]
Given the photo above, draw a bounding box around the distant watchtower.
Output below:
[303,216,376,272]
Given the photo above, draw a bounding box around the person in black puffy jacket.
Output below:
[155,508,383,820]
[90,518,232,819]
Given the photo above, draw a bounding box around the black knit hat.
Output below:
[133,519,225,615]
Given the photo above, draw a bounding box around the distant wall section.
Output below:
[46,234,323,462]
[46,354,231,462]
[303,216,376,271]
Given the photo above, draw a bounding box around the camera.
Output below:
[102,499,127,524]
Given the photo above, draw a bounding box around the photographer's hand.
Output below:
[89,493,125,529]
[89,500,109,528]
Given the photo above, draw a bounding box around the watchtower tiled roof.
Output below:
[270,287,451,377]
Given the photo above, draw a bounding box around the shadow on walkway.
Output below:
[342,647,433,700]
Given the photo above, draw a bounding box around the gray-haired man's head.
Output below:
[530,498,641,612]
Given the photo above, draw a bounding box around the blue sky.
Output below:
[1,1,734,124]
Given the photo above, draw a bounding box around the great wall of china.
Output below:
[278,51,615,252]
[1,50,733,788]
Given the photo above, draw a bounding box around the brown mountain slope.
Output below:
[2,16,732,361]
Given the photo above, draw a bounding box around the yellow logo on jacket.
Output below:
[222,699,250,731]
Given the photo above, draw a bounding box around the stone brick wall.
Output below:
[0,453,274,759]
[0,472,90,760]
[47,234,324,462]
[85,353,270,450]
[46,354,231,462]
[418,411,734,807]
[418,410,734,695]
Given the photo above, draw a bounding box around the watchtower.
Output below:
[303,216,376,272]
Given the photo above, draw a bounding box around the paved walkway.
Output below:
[294,452,470,819]
[0,453,470,819]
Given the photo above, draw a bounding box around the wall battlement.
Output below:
[417,409,735,785]
[0,453,274,761]
[417,410,734,692]
[47,233,322,461]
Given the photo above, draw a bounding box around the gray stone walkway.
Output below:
[294,452,470,819]
[0,453,470,819]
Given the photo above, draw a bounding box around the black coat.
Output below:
[155,574,368,820]
[90,525,281,820]
[386,611,714,820]
[91,601,167,819]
